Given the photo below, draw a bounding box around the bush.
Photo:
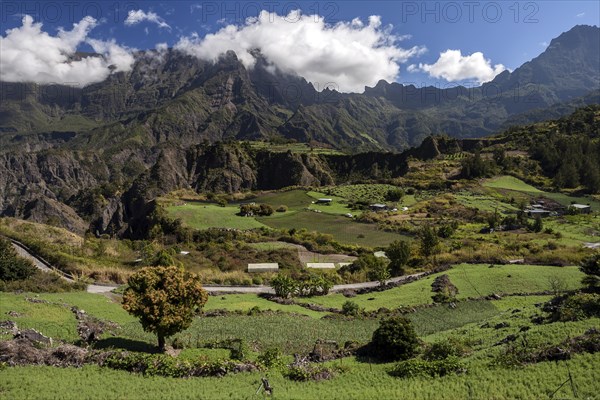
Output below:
[371,316,419,361]
[0,270,86,293]
[0,238,37,281]
[103,352,243,378]
[257,347,285,369]
[389,357,464,378]
[423,339,469,361]
[580,253,600,291]
[342,301,360,317]
[276,205,288,213]
[285,364,336,381]
[270,274,298,298]
[431,274,459,303]
[555,293,600,321]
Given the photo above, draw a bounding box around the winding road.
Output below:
[9,238,425,294]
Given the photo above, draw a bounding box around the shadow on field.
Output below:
[93,337,158,353]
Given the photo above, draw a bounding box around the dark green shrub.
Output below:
[556,293,600,321]
[0,270,86,293]
[431,274,458,303]
[103,352,240,378]
[229,339,249,361]
[0,238,37,281]
[271,274,298,298]
[257,347,285,369]
[423,339,469,361]
[342,301,360,316]
[580,253,600,291]
[389,356,464,378]
[285,364,335,381]
[371,316,419,361]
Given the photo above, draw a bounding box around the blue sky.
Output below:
[1,1,598,91]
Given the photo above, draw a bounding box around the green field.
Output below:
[453,192,519,213]
[306,191,354,215]
[483,176,542,192]
[2,352,598,400]
[297,263,584,310]
[247,141,344,155]
[484,176,600,209]
[258,211,407,247]
[250,190,315,211]
[166,203,267,230]
[1,255,599,400]
[2,289,598,399]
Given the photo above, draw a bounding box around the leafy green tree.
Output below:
[580,253,600,292]
[554,161,580,188]
[123,266,208,350]
[460,151,491,179]
[386,240,411,275]
[530,216,544,233]
[153,250,175,267]
[368,259,391,287]
[419,225,440,259]
[385,188,405,202]
[371,316,419,361]
[0,238,37,281]
[493,147,506,167]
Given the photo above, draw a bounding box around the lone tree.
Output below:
[123,266,208,350]
[371,316,419,361]
[580,253,600,292]
[431,274,459,303]
[386,240,411,276]
[368,259,391,287]
[419,225,440,260]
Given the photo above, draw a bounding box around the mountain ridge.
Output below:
[0,24,598,236]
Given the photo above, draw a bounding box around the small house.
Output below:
[570,204,591,214]
[526,208,551,218]
[370,203,388,212]
[306,263,336,269]
[337,262,353,268]
[315,198,332,204]
[247,263,279,273]
[374,251,388,258]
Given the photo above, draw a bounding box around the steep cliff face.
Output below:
[0,152,101,233]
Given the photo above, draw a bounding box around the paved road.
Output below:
[10,238,425,295]
[11,243,55,274]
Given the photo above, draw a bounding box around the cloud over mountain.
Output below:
[175,10,426,93]
[125,9,171,30]
[0,15,134,87]
[409,49,507,84]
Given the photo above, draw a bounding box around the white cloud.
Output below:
[0,15,134,86]
[125,9,171,30]
[576,12,585,18]
[411,49,506,84]
[175,10,426,93]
